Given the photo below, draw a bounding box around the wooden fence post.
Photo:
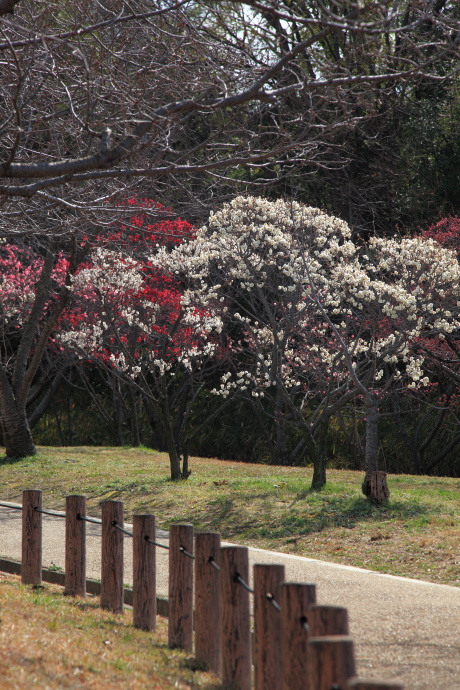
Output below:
[64,494,86,597]
[101,500,124,613]
[280,581,316,690]
[347,681,404,689]
[307,604,349,636]
[195,532,222,674]
[220,545,251,690]
[21,489,42,586]
[254,563,285,690]
[168,523,194,650]
[308,635,356,690]
[133,514,156,631]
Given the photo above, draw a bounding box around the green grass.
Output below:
[1,446,459,586]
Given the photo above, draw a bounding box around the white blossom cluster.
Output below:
[153,195,358,300]
[71,248,144,296]
[58,245,223,381]
[155,196,460,398]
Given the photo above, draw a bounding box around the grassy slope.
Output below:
[0,573,221,690]
[0,446,459,586]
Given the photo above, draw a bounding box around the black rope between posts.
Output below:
[111,521,133,537]
[77,514,102,525]
[234,573,254,594]
[0,502,23,511]
[179,545,195,559]
[145,536,169,550]
[34,507,66,518]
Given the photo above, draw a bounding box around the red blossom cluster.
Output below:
[422,216,460,255]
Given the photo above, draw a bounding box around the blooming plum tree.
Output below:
[154,196,363,488]
[0,198,213,479]
[155,197,460,497]
[57,202,221,480]
[306,235,460,498]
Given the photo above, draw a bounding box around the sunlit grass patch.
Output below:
[0,446,459,586]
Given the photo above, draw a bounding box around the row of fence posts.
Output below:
[7,490,403,690]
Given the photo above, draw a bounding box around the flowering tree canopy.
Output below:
[56,202,221,480]
[0,198,217,480]
[155,196,460,496]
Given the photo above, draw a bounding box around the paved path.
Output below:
[1,504,459,688]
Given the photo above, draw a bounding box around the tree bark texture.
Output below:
[0,368,36,457]
[361,400,389,502]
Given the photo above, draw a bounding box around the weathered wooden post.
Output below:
[64,494,86,597]
[133,514,156,630]
[280,581,316,690]
[168,523,194,650]
[308,635,356,690]
[21,489,42,586]
[220,545,251,690]
[307,604,349,636]
[254,563,285,690]
[195,532,222,674]
[101,500,124,613]
[347,680,404,689]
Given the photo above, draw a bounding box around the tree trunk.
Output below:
[160,401,184,481]
[361,400,389,503]
[311,453,327,490]
[111,376,125,446]
[309,416,330,491]
[129,386,141,447]
[1,399,36,458]
[0,362,36,457]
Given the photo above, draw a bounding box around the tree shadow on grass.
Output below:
[268,497,435,540]
[0,453,29,466]
[191,493,436,542]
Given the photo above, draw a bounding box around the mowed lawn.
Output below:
[1,446,459,586]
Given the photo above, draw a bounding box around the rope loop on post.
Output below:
[208,556,221,571]
[300,615,309,633]
[77,514,102,525]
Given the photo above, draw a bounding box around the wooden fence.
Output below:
[0,490,404,690]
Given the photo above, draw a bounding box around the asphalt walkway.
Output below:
[1,504,459,689]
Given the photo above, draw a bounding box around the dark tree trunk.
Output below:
[311,453,327,490]
[361,399,389,503]
[129,387,141,447]
[0,243,76,458]
[0,393,36,458]
[162,404,183,481]
[111,376,125,446]
[0,362,36,457]
[309,419,329,491]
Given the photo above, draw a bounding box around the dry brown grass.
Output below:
[0,573,221,690]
